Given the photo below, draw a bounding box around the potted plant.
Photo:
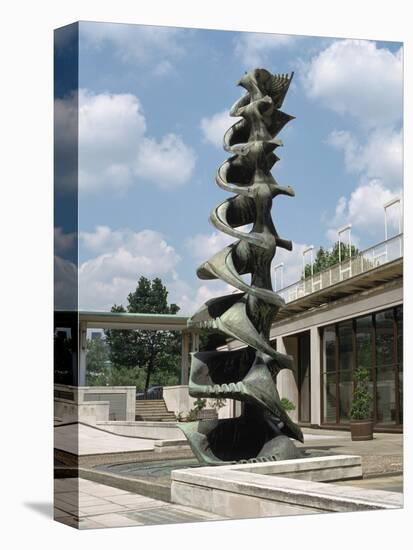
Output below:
[349,367,373,441]
[280,397,296,413]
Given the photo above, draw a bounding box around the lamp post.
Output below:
[338,224,352,263]
[302,246,314,277]
[384,197,402,240]
[338,224,352,279]
[274,262,284,291]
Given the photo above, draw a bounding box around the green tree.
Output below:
[85,337,111,385]
[304,242,360,278]
[104,277,181,395]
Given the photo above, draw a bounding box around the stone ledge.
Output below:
[171,455,402,518]
[154,439,189,453]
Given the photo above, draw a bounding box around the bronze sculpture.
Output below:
[179,68,303,464]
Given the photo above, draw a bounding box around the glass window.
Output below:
[323,326,336,374]
[375,309,396,425]
[320,308,403,428]
[339,369,353,422]
[375,310,394,367]
[376,366,396,424]
[356,315,373,371]
[323,373,337,423]
[338,320,353,371]
[395,306,403,366]
[337,321,354,422]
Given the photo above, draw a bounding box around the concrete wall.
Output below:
[54,398,110,424]
[276,336,299,423]
[54,385,136,423]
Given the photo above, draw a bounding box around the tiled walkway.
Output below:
[54,478,223,529]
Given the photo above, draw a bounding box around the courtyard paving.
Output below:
[297,427,403,476]
[54,427,403,529]
[54,477,223,529]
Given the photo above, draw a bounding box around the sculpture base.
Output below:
[179,416,303,465]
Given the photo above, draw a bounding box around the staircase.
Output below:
[135,399,176,422]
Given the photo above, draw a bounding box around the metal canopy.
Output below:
[78,311,190,332]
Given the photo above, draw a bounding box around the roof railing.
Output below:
[277,233,403,304]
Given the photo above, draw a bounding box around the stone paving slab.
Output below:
[55,477,223,529]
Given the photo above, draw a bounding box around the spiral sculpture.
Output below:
[179,68,304,465]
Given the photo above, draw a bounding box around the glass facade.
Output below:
[321,305,403,429]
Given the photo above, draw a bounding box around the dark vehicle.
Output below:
[136,386,163,400]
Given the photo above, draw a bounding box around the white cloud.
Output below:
[167,279,234,316]
[78,90,145,192]
[325,126,402,243]
[78,224,313,313]
[328,180,401,240]
[234,32,298,67]
[303,39,403,129]
[54,94,79,193]
[303,40,403,245]
[54,255,77,310]
[136,134,196,188]
[152,60,174,77]
[186,230,233,261]
[60,89,197,193]
[327,128,402,189]
[79,227,181,310]
[200,110,239,148]
[80,22,185,68]
[54,227,76,255]
[78,225,238,315]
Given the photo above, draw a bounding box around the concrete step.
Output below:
[135,405,170,409]
[135,409,174,414]
[135,398,176,421]
[136,399,165,405]
[135,416,176,422]
[136,402,169,407]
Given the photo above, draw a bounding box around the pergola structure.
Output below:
[56,311,200,386]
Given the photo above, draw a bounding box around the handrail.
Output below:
[278,233,403,304]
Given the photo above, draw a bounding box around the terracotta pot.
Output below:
[350,419,373,441]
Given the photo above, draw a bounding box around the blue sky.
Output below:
[56,22,403,313]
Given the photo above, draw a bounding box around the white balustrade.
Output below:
[278,234,403,304]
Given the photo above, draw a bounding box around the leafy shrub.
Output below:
[350,367,373,420]
[280,397,296,412]
[193,398,207,411]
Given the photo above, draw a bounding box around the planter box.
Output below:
[350,420,373,441]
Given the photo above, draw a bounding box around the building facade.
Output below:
[227,234,403,432]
